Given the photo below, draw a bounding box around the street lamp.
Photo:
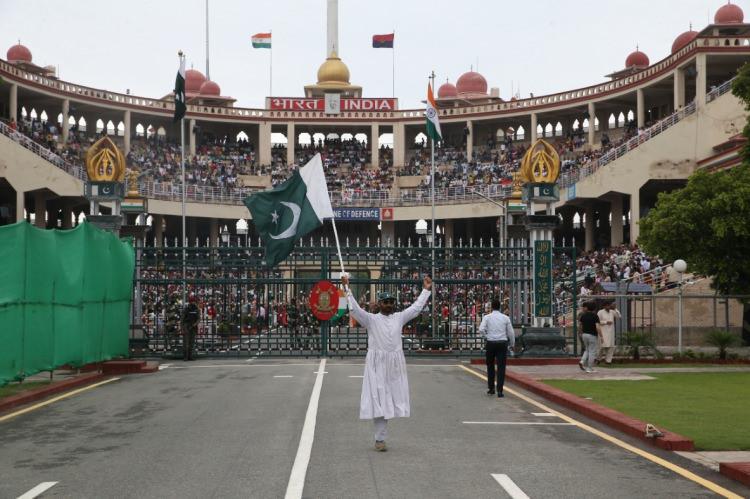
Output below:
[221,225,230,247]
[236,219,249,247]
[673,259,687,353]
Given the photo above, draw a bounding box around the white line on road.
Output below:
[348,375,364,378]
[492,474,529,499]
[313,371,328,374]
[273,375,294,378]
[16,482,58,499]
[531,412,556,417]
[285,359,326,499]
[158,364,171,370]
[463,421,574,426]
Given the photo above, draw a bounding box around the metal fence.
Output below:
[130,243,578,358]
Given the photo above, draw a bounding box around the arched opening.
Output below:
[608,113,617,129]
[271,132,288,145]
[106,120,115,135]
[96,119,105,133]
[582,119,590,132]
[68,115,77,127]
[312,133,325,146]
[117,121,125,136]
[326,133,340,141]
[496,128,505,140]
[340,132,354,142]
[21,107,28,118]
[544,123,553,137]
[378,133,393,148]
[414,132,427,145]
[30,108,38,120]
[572,119,581,132]
[516,125,525,141]
[594,117,600,131]
[146,125,155,138]
[135,123,145,137]
[354,133,368,144]
[536,124,543,137]
[157,126,166,138]
[57,113,63,125]
[236,130,250,142]
[79,117,87,132]
[298,132,311,146]
[555,122,563,137]
[617,112,625,127]
[627,110,635,123]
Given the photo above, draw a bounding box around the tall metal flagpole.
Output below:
[205,0,210,79]
[269,29,273,96]
[180,53,187,312]
[392,30,395,98]
[429,71,436,339]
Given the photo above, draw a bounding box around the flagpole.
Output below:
[391,29,395,98]
[269,29,273,96]
[330,216,346,275]
[429,71,436,341]
[180,53,187,316]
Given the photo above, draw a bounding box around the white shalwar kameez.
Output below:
[346,288,431,422]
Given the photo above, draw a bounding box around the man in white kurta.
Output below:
[597,301,621,364]
[341,275,432,451]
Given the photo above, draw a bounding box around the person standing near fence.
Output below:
[578,301,602,373]
[341,274,432,452]
[479,298,515,397]
[181,294,200,361]
[597,300,621,365]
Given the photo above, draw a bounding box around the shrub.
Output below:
[624,331,657,360]
[706,330,739,360]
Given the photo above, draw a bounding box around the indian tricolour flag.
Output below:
[426,83,442,142]
[333,289,348,322]
[252,33,272,49]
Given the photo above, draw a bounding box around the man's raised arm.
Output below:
[342,274,371,328]
[399,276,433,325]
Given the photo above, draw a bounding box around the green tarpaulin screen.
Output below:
[0,221,134,385]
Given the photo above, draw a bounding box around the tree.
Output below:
[638,165,750,298]
[731,62,750,161]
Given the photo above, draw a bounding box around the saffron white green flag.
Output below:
[244,154,333,267]
[425,83,442,142]
[252,33,272,49]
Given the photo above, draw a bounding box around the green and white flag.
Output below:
[173,56,186,123]
[244,154,334,267]
[425,82,442,142]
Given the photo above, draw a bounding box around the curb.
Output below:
[0,373,106,414]
[719,462,750,488]
[505,370,695,451]
[470,358,579,366]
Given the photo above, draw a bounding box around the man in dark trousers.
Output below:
[479,298,516,397]
[182,294,200,361]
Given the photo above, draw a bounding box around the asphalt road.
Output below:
[0,359,746,498]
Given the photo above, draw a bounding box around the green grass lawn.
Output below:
[0,381,51,399]
[544,373,750,451]
[606,363,732,369]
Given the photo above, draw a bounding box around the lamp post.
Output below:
[415,218,436,338]
[673,259,687,353]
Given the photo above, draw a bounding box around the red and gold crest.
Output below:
[309,280,340,321]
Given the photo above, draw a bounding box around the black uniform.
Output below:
[182,302,200,360]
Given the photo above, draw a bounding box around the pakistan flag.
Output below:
[245,154,334,267]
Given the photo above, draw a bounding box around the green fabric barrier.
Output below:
[0,221,134,385]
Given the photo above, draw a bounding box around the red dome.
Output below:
[625,50,650,68]
[199,80,221,96]
[185,69,207,93]
[437,82,457,98]
[456,71,488,95]
[7,43,32,63]
[715,2,744,23]
[672,30,698,53]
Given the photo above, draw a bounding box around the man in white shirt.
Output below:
[479,299,515,398]
[597,300,621,365]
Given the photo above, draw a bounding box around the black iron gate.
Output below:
[130,241,576,357]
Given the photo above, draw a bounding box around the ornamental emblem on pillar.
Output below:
[85,136,126,182]
[519,139,561,184]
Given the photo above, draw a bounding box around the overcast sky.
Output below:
[1,0,727,109]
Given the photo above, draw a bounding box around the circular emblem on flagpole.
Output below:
[309,280,340,321]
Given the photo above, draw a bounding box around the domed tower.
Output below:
[606,46,651,80]
[304,51,362,98]
[672,25,699,54]
[5,41,56,77]
[715,1,744,24]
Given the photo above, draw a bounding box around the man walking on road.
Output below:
[479,298,515,397]
[341,274,432,452]
[597,300,621,365]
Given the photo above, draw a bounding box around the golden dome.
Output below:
[316,51,350,85]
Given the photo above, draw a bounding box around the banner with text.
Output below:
[333,208,381,221]
[534,240,553,318]
[269,98,398,111]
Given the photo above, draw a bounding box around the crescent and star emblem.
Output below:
[269,201,301,240]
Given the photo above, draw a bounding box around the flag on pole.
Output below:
[244,154,334,267]
[173,56,186,123]
[372,33,394,48]
[251,33,272,49]
[426,83,442,142]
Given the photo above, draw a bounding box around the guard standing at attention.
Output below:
[479,298,515,397]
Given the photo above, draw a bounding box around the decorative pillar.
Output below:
[153,215,164,247]
[286,122,295,165]
[611,196,624,246]
[9,83,18,122]
[673,69,686,110]
[34,193,46,229]
[465,120,474,161]
[584,202,595,252]
[695,53,707,108]
[380,220,394,246]
[636,88,645,129]
[587,102,596,147]
[123,110,131,154]
[443,219,454,245]
[259,122,272,165]
[629,190,641,245]
[210,218,219,247]
[393,122,405,168]
[189,119,197,156]
[15,189,24,222]
[371,123,379,167]
[61,99,70,144]
[530,113,538,143]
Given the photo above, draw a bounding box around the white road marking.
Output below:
[17,482,58,499]
[348,375,364,378]
[273,375,294,378]
[285,359,326,499]
[313,371,328,374]
[158,364,171,370]
[531,412,556,417]
[492,474,529,499]
[463,421,574,426]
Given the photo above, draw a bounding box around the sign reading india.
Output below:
[270,98,397,111]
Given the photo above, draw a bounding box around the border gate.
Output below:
[131,241,577,358]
